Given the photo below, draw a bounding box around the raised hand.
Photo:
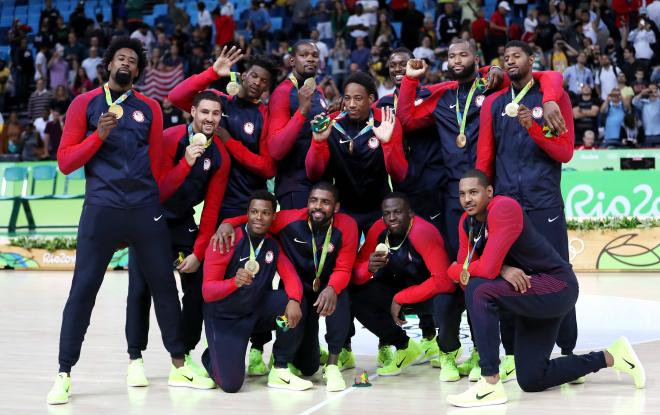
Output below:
[373,106,395,143]
[213,46,244,78]
[405,59,427,80]
[311,113,332,142]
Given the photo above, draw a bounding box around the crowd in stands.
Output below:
[0,0,659,161]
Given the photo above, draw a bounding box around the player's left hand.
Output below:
[285,300,302,329]
[543,101,567,134]
[517,104,533,130]
[390,300,406,326]
[213,45,244,78]
[177,253,201,274]
[501,265,531,293]
[314,286,337,316]
[485,66,504,90]
[216,126,231,144]
[373,106,395,143]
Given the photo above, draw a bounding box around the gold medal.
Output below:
[456,133,467,148]
[245,259,260,275]
[348,140,354,155]
[375,243,389,254]
[505,102,519,117]
[303,77,316,89]
[108,104,124,119]
[226,81,241,96]
[460,269,470,285]
[191,132,207,146]
[312,277,321,292]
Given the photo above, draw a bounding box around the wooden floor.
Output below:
[2,271,659,414]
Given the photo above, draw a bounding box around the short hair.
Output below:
[390,47,414,59]
[103,36,147,79]
[343,71,378,99]
[462,169,491,187]
[449,38,477,54]
[382,192,411,208]
[246,55,278,85]
[248,189,278,211]
[504,40,533,57]
[192,90,222,108]
[310,181,339,202]
[292,39,317,55]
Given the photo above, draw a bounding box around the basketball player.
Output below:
[351,193,453,376]
[202,190,311,392]
[445,169,645,408]
[47,37,213,405]
[124,91,231,386]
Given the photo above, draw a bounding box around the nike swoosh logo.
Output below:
[182,374,194,382]
[396,357,406,368]
[154,214,163,221]
[294,238,307,244]
[476,391,494,400]
[623,358,635,370]
[506,368,515,376]
[501,111,507,117]
[548,216,560,223]
[339,138,354,144]
[474,235,482,243]
[239,256,249,262]
[188,228,197,233]
[279,377,291,384]
[430,212,442,220]
[449,104,457,109]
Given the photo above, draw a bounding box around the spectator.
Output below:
[81,46,102,82]
[28,78,53,122]
[111,18,130,38]
[20,124,45,161]
[163,44,184,69]
[564,52,594,96]
[52,85,71,112]
[161,97,184,130]
[350,36,370,72]
[69,1,91,38]
[486,1,510,62]
[214,0,236,46]
[512,0,529,21]
[0,112,22,154]
[33,108,50,142]
[631,69,648,95]
[34,44,49,83]
[601,87,630,147]
[331,1,350,39]
[198,2,214,28]
[93,64,108,88]
[12,37,35,106]
[167,0,190,28]
[400,2,424,50]
[291,0,313,39]
[550,0,571,32]
[130,24,155,52]
[347,4,371,43]
[573,84,600,146]
[595,54,622,101]
[536,10,558,52]
[0,58,10,112]
[53,16,69,46]
[413,36,435,61]
[48,45,69,90]
[43,105,65,160]
[471,8,488,45]
[530,41,547,70]
[621,46,641,86]
[632,84,660,147]
[550,38,571,72]
[72,66,92,96]
[314,1,333,41]
[330,37,350,87]
[626,18,656,74]
[40,0,61,34]
[188,43,208,76]
[577,130,598,149]
[373,10,397,47]
[34,22,53,52]
[523,8,538,42]
[617,72,635,107]
[63,32,86,64]
[436,2,461,46]
[248,1,272,46]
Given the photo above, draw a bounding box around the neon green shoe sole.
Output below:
[168,364,216,389]
[267,367,313,391]
[447,377,507,408]
[323,364,347,392]
[376,339,423,377]
[338,348,356,371]
[47,373,71,405]
[127,358,149,387]
[607,336,646,389]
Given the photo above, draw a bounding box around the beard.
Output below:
[449,63,475,81]
[508,70,527,82]
[114,70,133,86]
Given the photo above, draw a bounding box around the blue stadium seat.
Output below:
[153,3,168,17]
[15,5,28,15]
[0,46,11,61]
[392,21,402,38]
[143,14,156,26]
[270,16,282,33]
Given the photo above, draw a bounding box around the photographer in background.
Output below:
[600,87,631,148]
[632,84,660,147]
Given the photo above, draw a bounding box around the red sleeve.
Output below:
[57,91,104,174]
[475,90,507,179]
[526,91,574,163]
[393,219,455,304]
[327,213,358,295]
[157,125,191,202]
[352,219,387,285]
[447,213,470,283]
[202,229,243,302]
[468,198,524,279]
[223,214,247,228]
[305,138,330,181]
[397,75,451,132]
[223,105,276,178]
[275,240,303,302]
[193,139,231,260]
[168,66,224,112]
[267,81,307,161]
[144,95,165,181]
[380,117,407,183]
[534,70,564,104]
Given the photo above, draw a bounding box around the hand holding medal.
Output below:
[311,113,332,138]
[517,104,533,130]
[505,78,534,118]
[368,243,389,273]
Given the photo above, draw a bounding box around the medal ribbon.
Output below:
[309,219,333,283]
[455,78,479,137]
[288,73,301,89]
[245,225,265,262]
[187,123,213,148]
[332,111,374,144]
[462,218,484,272]
[104,82,132,107]
[510,78,534,106]
[392,94,398,114]
[384,217,414,251]
[230,71,238,84]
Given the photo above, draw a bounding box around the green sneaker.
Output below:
[127,358,149,387]
[498,355,516,383]
[377,345,394,368]
[607,336,646,388]
[247,348,269,376]
[416,337,440,365]
[320,347,329,366]
[338,348,356,371]
[268,353,303,376]
[267,367,313,391]
[447,377,507,408]
[569,376,586,385]
[185,354,209,377]
[323,364,346,391]
[46,373,71,405]
[438,347,462,382]
[458,348,480,378]
[377,338,423,376]
[468,365,481,382]
[168,363,216,389]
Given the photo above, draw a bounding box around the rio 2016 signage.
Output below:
[562,171,660,218]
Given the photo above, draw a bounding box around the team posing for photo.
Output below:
[46,35,646,408]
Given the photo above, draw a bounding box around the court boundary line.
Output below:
[297,373,379,415]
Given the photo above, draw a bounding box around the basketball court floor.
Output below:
[2,271,659,414]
